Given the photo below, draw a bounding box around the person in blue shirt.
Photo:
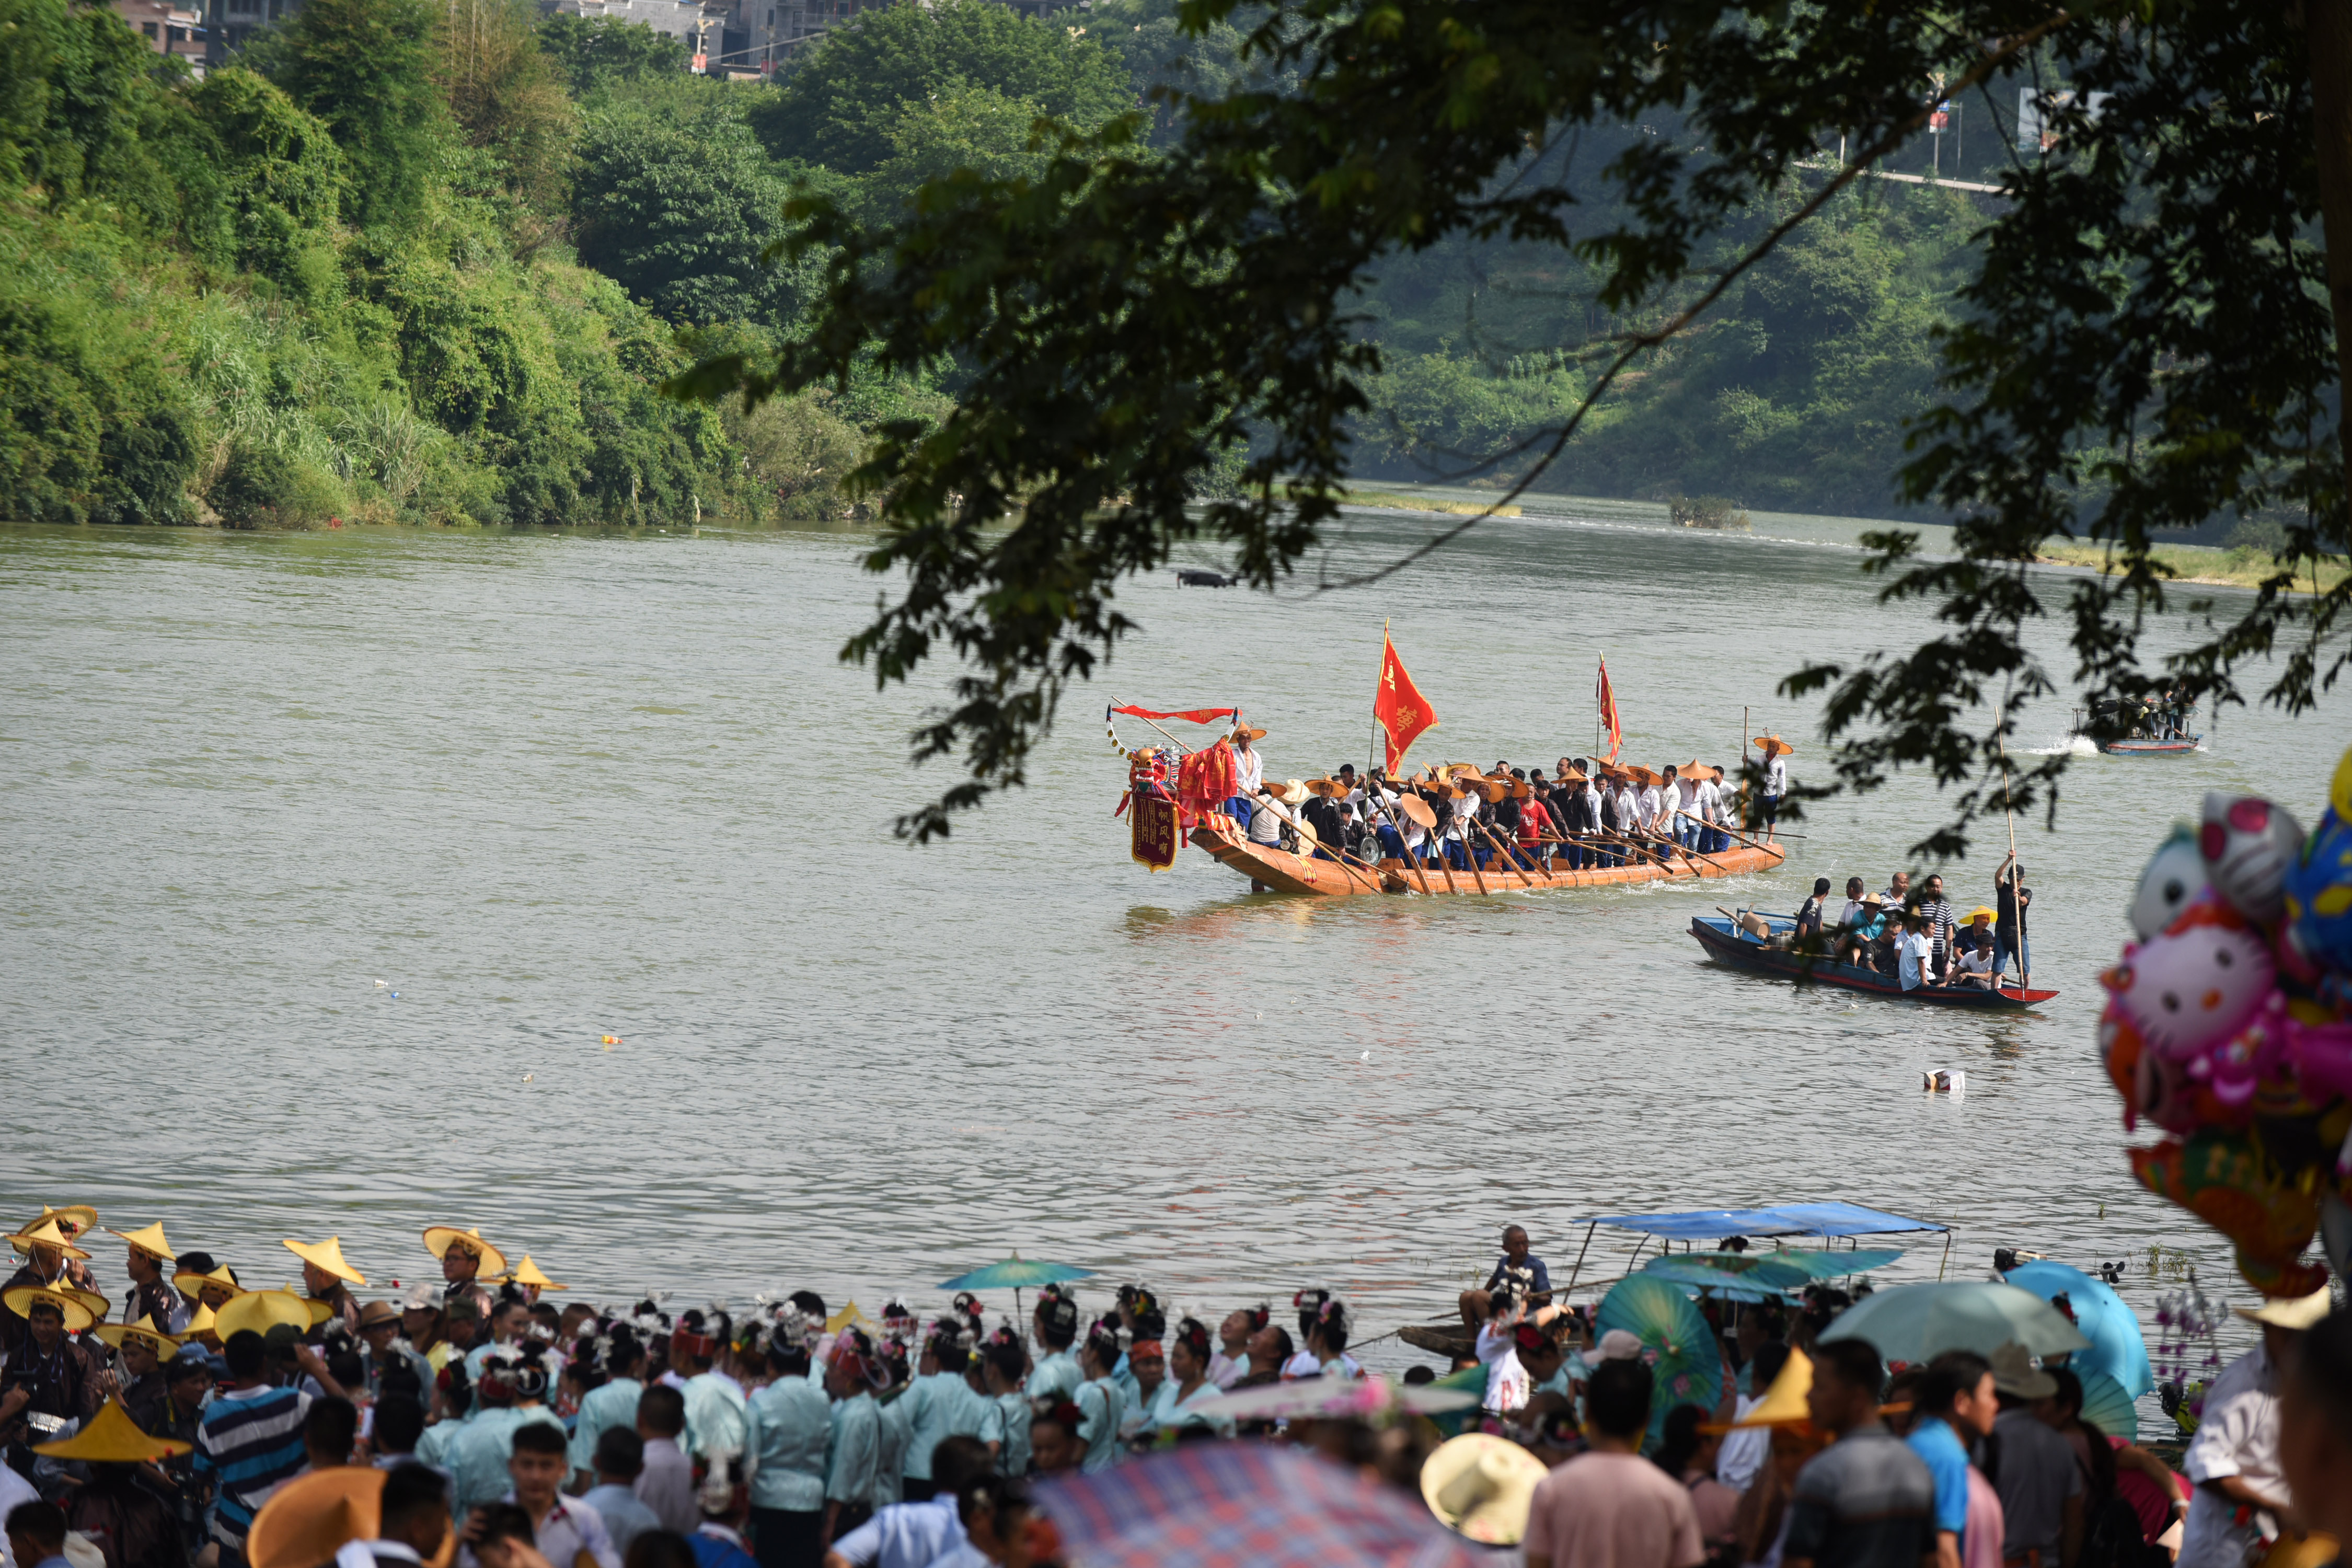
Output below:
[1458,1226,1551,1328]
[1904,1348,1998,1568]
[895,1321,993,1503]
[1073,1325,1126,1474]
[821,1333,882,1548]
[1023,1294,1083,1404]
[745,1324,828,1568]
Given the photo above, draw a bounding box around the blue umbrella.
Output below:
[1597,1276,1724,1449]
[1640,1258,1799,1302]
[936,1251,1097,1342]
[2002,1262,2153,1398]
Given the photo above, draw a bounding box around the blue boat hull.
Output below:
[1688,915,2058,1009]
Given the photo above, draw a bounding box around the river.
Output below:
[2,501,2339,1409]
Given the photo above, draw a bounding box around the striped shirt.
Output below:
[194,1382,312,1548]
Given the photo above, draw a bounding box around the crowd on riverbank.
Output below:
[5,1207,2351,1568]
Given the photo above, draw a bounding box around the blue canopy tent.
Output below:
[1563,1202,1952,1293]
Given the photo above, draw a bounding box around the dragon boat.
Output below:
[1188,813,1784,898]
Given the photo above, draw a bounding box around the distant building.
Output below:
[203,0,293,66]
[541,0,729,54]
[114,0,206,68]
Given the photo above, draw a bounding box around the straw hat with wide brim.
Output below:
[1231,725,1267,742]
[283,1237,367,1286]
[1966,906,1998,924]
[287,1293,335,1328]
[213,1289,313,1341]
[1421,1433,1550,1546]
[61,1286,111,1324]
[1754,734,1795,757]
[246,1467,391,1568]
[511,1256,567,1290]
[1398,795,1437,829]
[12,1206,98,1248]
[421,1226,508,1278]
[174,1264,244,1305]
[1273,780,1311,806]
[183,1301,220,1342]
[2233,1284,2334,1331]
[106,1223,177,1264]
[1718,1346,1813,1430]
[97,1315,185,1359]
[12,1219,91,1261]
[33,1399,191,1463]
[3,1285,94,1333]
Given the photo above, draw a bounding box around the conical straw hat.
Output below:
[33,1399,191,1462]
[1422,1432,1549,1545]
[1727,1346,1813,1428]
[421,1226,508,1278]
[283,1236,367,1285]
[174,1263,244,1305]
[245,1467,386,1568]
[213,1289,312,1341]
[512,1256,568,1290]
[183,1301,219,1341]
[12,1219,90,1261]
[96,1314,184,1359]
[1753,734,1794,757]
[11,1207,98,1250]
[2,1285,94,1333]
[107,1223,177,1263]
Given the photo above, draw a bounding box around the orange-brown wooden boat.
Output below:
[1188,819,1784,897]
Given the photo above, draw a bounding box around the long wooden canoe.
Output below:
[1189,821,1785,897]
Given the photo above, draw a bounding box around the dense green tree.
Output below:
[536,13,686,98]
[752,0,1132,172]
[572,84,808,324]
[189,68,345,299]
[273,0,450,228]
[439,0,576,212]
[859,83,1057,220]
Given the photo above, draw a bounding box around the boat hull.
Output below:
[1688,915,2058,1009]
[1189,823,1785,897]
[2098,737,2202,755]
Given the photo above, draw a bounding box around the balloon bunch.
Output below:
[2100,744,2352,1297]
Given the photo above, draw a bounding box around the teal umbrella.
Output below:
[1751,1249,1906,1283]
[1639,1258,1798,1302]
[1819,1282,2090,1363]
[2077,1369,2138,1443]
[1596,1276,1724,1448]
[936,1251,1097,1341]
[2004,1262,2154,1398]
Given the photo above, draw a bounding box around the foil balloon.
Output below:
[2282,745,2352,995]
[2129,1130,2330,1299]
[2130,825,2210,943]
[2201,792,2305,926]
[2107,893,2275,1066]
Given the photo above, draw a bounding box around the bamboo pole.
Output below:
[1472,813,1539,890]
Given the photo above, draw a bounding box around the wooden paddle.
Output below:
[1473,816,1539,890]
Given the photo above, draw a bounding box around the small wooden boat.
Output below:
[1688,914,2059,1009]
[1190,820,1785,898]
[2071,705,2201,755]
[1399,1323,1478,1359]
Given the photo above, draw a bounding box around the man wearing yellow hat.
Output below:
[107,1223,182,1336]
[2181,1287,2326,1568]
[2,1220,93,1357]
[36,1400,190,1568]
[421,1227,503,1320]
[0,1287,101,1444]
[285,1238,367,1338]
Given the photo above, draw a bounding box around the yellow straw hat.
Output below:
[511,1256,567,1291]
[420,1226,508,1279]
[1753,734,1795,757]
[33,1399,191,1462]
[1728,1346,1813,1428]
[174,1263,245,1305]
[3,1285,94,1333]
[96,1315,185,1359]
[11,1207,98,1250]
[283,1237,367,1286]
[106,1223,178,1264]
[11,1219,91,1262]
[61,1286,111,1324]
[183,1301,220,1342]
[2233,1284,2334,1330]
[213,1289,313,1341]
[287,1292,335,1328]
[245,1467,388,1568]
[1421,1433,1550,1546]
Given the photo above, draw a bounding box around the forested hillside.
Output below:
[0,0,1998,527]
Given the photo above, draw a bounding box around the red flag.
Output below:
[1110,705,1237,725]
[1373,629,1438,774]
[1597,658,1624,764]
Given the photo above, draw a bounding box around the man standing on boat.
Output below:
[1227,724,1265,828]
[1993,855,2032,984]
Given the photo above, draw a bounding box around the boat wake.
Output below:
[2023,734,2100,757]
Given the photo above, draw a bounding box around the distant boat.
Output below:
[1688,914,2058,1009]
[1199,825,1783,897]
[2072,704,2201,756]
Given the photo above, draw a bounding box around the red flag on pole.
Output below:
[1373,628,1438,774]
[1597,658,1624,764]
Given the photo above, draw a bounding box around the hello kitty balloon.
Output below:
[2130,825,2210,942]
[2201,792,2305,926]
[2107,892,2276,1066]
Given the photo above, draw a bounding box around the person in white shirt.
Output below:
[1690,769,1725,852]
[1836,876,1867,932]
[1758,739,1790,842]
[1228,727,1264,826]
[2181,1289,2320,1568]
[1897,914,1937,991]
[1611,777,1641,864]
[1246,791,1283,848]
[1476,1312,1531,1414]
